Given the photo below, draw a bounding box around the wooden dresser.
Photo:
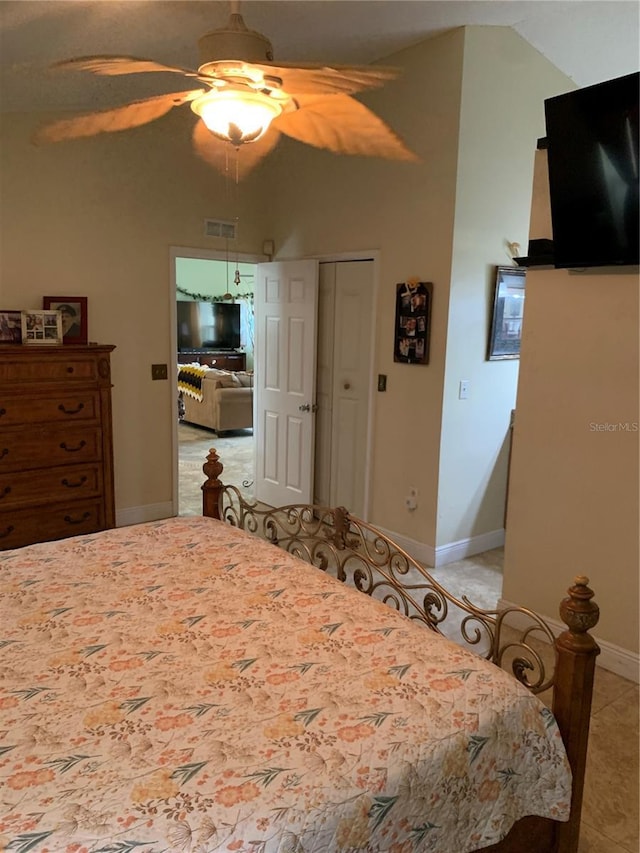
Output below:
[0,344,115,550]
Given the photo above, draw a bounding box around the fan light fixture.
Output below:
[33,2,419,178]
[192,88,284,145]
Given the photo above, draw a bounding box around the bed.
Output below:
[0,449,599,853]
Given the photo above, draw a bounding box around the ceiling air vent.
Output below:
[204,218,237,239]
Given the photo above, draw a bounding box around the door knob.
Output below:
[299,403,311,412]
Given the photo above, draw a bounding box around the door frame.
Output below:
[169,246,379,520]
[169,245,266,516]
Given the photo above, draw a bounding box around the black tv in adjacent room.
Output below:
[544,71,639,269]
[177,301,241,351]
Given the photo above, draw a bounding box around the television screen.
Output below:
[544,71,639,269]
[177,301,241,350]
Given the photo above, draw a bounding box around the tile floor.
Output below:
[178,421,254,516]
[179,426,639,853]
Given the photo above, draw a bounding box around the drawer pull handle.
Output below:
[0,408,6,417]
[64,512,91,525]
[59,402,85,415]
[60,440,86,453]
[0,525,15,538]
[67,366,74,373]
[0,449,8,460]
[61,476,87,488]
[0,485,12,499]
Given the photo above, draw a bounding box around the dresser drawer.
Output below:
[0,390,100,427]
[0,426,102,473]
[0,354,103,384]
[0,463,103,511]
[0,499,105,550]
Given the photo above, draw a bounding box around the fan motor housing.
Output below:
[198,15,273,67]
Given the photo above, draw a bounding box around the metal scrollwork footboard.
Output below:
[218,484,565,695]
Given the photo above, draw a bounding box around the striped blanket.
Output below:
[177,364,209,401]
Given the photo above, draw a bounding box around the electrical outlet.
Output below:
[405,487,418,511]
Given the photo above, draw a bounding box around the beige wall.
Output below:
[0,111,270,514]
[437,28,574,547]
[260,27,575,554]
[261,29,467,545]
[504,154,640,656]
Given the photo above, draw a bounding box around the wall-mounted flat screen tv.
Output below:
[544,71,639,269]
[177,301,241,350]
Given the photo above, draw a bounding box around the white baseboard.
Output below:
[115,502,174,528]
[434,529,505,567]
[376,526,505,569]
[375,525,436,567]
[498,596,639,683]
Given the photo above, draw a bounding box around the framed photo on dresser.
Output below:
[0,310,22,343]
[21,310,63,344]
[43,296,88,344]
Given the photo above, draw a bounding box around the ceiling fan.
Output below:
[33,1,418,178]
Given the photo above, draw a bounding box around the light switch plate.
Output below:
[151,363,168,381]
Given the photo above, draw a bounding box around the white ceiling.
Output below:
[0,0,638,112]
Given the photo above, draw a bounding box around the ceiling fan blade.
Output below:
[273,94,418,162]
[33,90,203,145]
[192,120,281,179]
[252,62,400,96]
[52,55,201,80]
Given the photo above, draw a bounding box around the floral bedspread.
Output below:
[0,517,571,852]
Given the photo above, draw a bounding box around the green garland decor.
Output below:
[177,285,254,304]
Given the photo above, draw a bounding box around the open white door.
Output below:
[254,259,319,506]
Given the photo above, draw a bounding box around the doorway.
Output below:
[170,248,378,518]
[171,246,263,516]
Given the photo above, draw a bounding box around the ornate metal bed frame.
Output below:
[201,448,600,853]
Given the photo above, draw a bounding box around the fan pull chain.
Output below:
[231,148,241,291]
[221,143,234,300]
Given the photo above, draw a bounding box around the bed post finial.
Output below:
[558,575,600,646]
[553,576,600,853]
[202,448,224,520]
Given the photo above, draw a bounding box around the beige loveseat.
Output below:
[180,367,253,433]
